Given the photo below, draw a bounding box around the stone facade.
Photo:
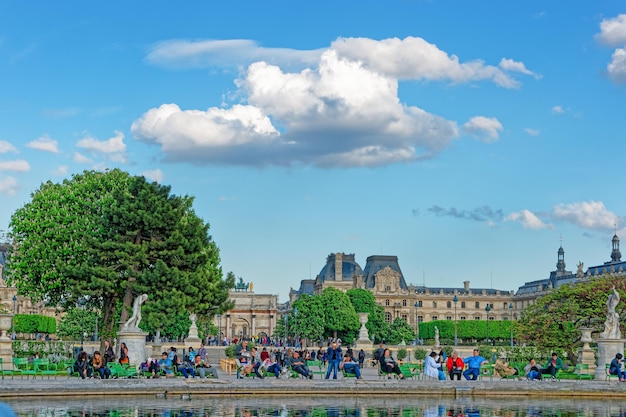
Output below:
[213,288,278,340]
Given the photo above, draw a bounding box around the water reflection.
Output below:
[3,397,626,417]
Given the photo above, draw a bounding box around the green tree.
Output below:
[291,294,325,343]
[346,288,389,343]
[320,287,360,341]
[57,307,99,341]
[515,276,626,364]
[8,169,232,345]
[387,317,414,345]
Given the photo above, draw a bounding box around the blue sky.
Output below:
[1,1,626,301]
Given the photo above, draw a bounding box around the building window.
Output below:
[504,302,508,309]
[418,300,423,307]
[385,299,390,306]
[431,315,438,321]
[433,301,437,308]
[474,316,481,320]
[460,316,466,320]
[385,312,392,323]
[402,299,407,307]
[503,317,509,321]
[461,301,466,309]
[417,315,423,323]
[384,285,391,292]
[446,316,452,321]
[489,316,495,321]
[446,301,451,308]
[475,302,480,308]
[401,314,408,321]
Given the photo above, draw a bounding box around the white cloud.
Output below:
[52,165,69,176]
[27,134,60,153]
[524,128,540,136]
[135,36,537,167]
[76,131,127,163]
[607,48,626,84]
[552,105,564,114]
[142,168,163,183]
[596,14,626,46]
[0,177,18,196]
[505,209,553,230]
[0,159,30,172]
[146,39,322,70]
[553,201,619,230]
[331,37,531,88]
[462,116,503,142]
[0,140,18,154]
[73,152,93,164]
[42,107,81,119]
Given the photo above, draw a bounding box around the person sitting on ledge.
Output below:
[609,353,626,381]
[462,349,487,381]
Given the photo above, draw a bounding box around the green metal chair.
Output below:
[34,358,57,379]
[0,357,14,380]
[13,357,36,379]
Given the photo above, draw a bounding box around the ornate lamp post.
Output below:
[485,304,492,344]
[217,314,222,345]
[509,302,514,347]
[453,295,458,346]
[414,301,419,345]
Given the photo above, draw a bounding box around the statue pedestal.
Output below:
[0,314,14,371]
[186,324,201,345]
[355,312,373,349]
[595,338,626,380]
[118,330,148,368]
[578,327,595,368]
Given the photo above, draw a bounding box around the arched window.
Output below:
[446,301,451,308]
[385,299,390,306]
[461,301,466,308]
[385,312,392,322]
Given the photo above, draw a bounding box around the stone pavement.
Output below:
[1,364,625,400]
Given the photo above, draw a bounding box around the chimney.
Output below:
[463,280,470,291]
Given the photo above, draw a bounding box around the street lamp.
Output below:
[293,308,298,348]
[216,314,222,345]
[413,301,419,345]
[509,302,514,347]
[12,295,17,340]
[284,315,289,346]
[453,295,458,346]
[485,304,492,344]
[78,298,86,351]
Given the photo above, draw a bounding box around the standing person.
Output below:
[358,349,366,368]
[119,342,129,365]
[542,352,563,380]
[462,349,488,381]
[446,350,464,380]
[103,340,116,365]
[325,341,342,380]
[609,353,626,381]
[374,343,386,365]
[197,342,207,361]
[425,351,446,380]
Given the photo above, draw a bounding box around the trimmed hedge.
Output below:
[13,314,57,334]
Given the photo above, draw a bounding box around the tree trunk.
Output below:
[100,295,118,352]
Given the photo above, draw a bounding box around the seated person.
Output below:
[446,350,464,380]
[172,349,195,378]
[194,355,219,378]
[286,351,312,379]
[339,353,362,379]
[250,347,265,378]
[494,358,518,378]
[235,340,255,378]
[379,348,404,379]
[463,349,487,381]
[425,351,446,380]
[141,357,160,377]
[262,357,283,378]
[90,350,111,379]
[524,358,542,381]
[158,351,174,376]
[73,351,92,379]
[609,353,626,381]
[542,352,563,380]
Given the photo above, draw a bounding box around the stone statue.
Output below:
[123,294,148,331]
[434,326,440,348]
[189,313,197,325]
[576,262,584,278]
[600,286,621,339]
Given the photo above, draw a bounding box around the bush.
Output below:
[413,348,427,361]
[13,314,56,335]
[397,348,407,361]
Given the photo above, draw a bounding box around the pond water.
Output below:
[2,397,625,417]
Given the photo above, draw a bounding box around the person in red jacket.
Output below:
[446,350,464,380]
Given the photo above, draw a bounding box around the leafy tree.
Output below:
[290,294,325,343]
[8,169,232,346]
[387,317,414,345]
[515,276,626,364]
[320,287,360,341]
[346,288,389,343]
[57,307,99,340]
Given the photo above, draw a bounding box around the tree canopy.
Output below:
[515,276,626,363]
[346,288,388,343]
[8,169,232,341]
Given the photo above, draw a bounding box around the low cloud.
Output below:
[524,128,540,136]
[0,177,18,196]
[552,105,565,114]
[142,168,163,183]
[52,165,69,176]
[27,134,60,153]
[505,209,553,230]
[135,36,537,168]
[427,205,504,222]
[0,159,30,172]
[73,152,93,164]
[552,201,620,230]
[76,131,127,163]
[0,140,18,154]
[596,14,626,85]
[462,116,503,142]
